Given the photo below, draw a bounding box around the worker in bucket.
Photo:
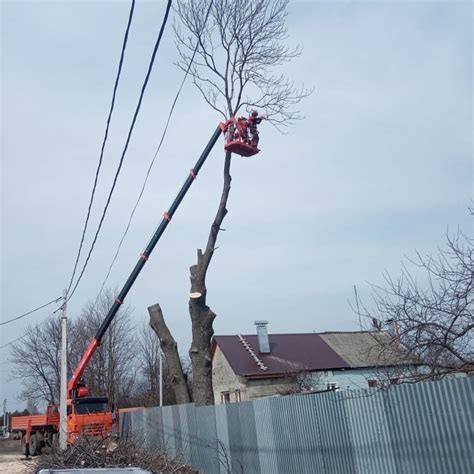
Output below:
[247,110,265,147]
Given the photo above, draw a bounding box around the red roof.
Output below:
[213,333,350,378]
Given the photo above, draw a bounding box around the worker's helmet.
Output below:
[251,110,258,117]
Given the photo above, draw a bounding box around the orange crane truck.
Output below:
[11,399,112,455]
[11,116,264,456]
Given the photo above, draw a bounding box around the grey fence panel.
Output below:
[119,411,132,439]
[193,405,220,473]
[121,377,472,474]
[161,405,176,457]
[177,403,192,465]
[225,402,245,473]
[270,395,301,474]
[237,401,260,473]
[170,405,182,460]
[446,377,474,470]
[185,403,200,469]
[314,390,357,474]
[385,378,473,474]
[440,378,473,473]
[214,404,231,474]
[254,397,277,474]
[344,390,396,474]
[287,393,325,473]
[142,407,163,451]
[130,410,144,441]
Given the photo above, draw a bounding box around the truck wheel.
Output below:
[21,434,29,456]
[30,434,42,456]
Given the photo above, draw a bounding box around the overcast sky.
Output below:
[1,0,472,409]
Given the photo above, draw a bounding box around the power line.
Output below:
[0,297,62,327]
[67,0,173,303]
[66,0,136,296]
[93,0,215,303]
[0,331,30,350]
[0,316,52,350]
[0,0,172,348]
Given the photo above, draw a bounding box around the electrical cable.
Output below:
[66,0,136,296]
[0,311,57,349]
[0,0,173,349]
[67,0,173,303]
[0,297,62,327]
[92,0,215,304]
[0,331,32,350]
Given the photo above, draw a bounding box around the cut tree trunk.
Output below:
[148,304,191,404]
[188,151,232,405]
[188,293,216,405]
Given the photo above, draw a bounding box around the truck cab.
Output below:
[67,397,113,443]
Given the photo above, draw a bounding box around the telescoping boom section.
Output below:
[68,115,264,399]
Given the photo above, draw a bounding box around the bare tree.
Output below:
[26,398,39,415]
[10,290,139,407]
[355,230,473,382]
[174,0,309,125]
[69,290,137,406]
[133,321,176,407]
[10,316,62,405]
[151,0,310,405]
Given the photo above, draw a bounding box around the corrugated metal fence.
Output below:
[120,377,473,473]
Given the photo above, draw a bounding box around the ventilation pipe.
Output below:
[254,320,270,353]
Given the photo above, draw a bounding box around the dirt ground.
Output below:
[0,437,34,473]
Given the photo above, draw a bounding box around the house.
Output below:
[212,321,420,404]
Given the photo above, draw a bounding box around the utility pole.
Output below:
[2,399,6,435]
[159,343,163,407]
[59,289,67,450]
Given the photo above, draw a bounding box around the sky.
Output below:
[1,0,472,410]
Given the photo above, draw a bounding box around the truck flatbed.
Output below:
[11,412,59,431]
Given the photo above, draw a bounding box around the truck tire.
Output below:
[21,434,29,456]
[30,433,42,456]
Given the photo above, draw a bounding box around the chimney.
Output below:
[254,320,270,353]
[386,319,400,339]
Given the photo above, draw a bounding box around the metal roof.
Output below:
[213,331,414,378]
[319,331,415,368]
[213,333,349,377]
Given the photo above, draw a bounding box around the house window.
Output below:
[221,392,231,404]
[235,390,241,402]
[368,379,378,388]
[327,383,338,391]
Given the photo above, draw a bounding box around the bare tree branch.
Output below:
[353,230,474,382]
[174,0,312,124]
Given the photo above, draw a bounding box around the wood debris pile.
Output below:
[31,436,196,473]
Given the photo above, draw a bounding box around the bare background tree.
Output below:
[9,290,173,409]
[10,316,62,405]
[133,322,176,407]
[355,229,473,382]
[150,0,310,405]
[68,290,137,407]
